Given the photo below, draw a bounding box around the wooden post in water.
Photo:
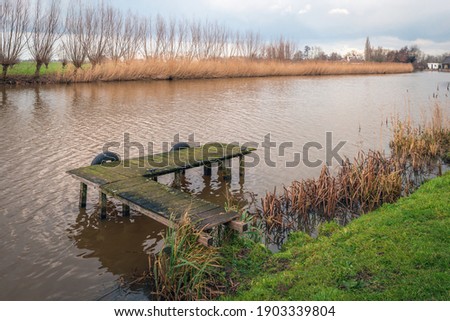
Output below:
[239,155,245,178]
[203,163,212,176]
[79,182,87,208]
[122,204,130,217]
[99,191,107,219]
[221,158,232,181]
[173,171,181,187]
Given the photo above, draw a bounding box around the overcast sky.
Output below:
[84,0,450,54]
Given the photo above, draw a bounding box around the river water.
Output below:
[0,72,449,300]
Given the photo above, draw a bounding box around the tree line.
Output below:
[364,37,449,69]
[1,0,304,79]
[1,1,429,80]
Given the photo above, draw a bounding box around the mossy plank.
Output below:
[102,177,157,195]
[195,211,240,229]
[193,207,228,220]
[68,166,129,185]
[106,165,149,178]
[101,176,221,222]
[186,202,219,215]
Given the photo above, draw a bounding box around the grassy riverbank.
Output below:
[226,172,450,300]
[2,59,413,85]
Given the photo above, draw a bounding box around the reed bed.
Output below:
[390,102,450,174]
[149,213,224,300]
[260,103,449,245]
[57,59,413,83]
[260,151,403,243]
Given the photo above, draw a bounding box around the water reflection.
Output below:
[67,204,164,273]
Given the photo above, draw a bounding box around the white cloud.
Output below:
[328,8,350,15]
[298,4,311,15]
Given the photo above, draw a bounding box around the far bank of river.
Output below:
[1,59,413,86]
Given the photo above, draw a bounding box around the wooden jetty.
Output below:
[67,142,254,246]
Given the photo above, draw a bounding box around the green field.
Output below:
[226,172,450,300]
[6,61,63,76]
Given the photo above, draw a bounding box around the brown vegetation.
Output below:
[259,103,449,245]
[149,213,224,300]
[55,59,413,83]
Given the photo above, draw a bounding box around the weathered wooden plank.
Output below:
[70,165,132,183]
[226,220,248,233]
[101,176,155,195]
[195,210,240,230]
[113,194,173,227]
[188,202,220,216]
[198,233,213,247]
[105,164,149,178]
[193,207,225,220]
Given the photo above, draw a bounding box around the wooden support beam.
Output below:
[99,191,107,219]
[227,220,248,233]
[79,182,87,208]
[203,164,212,176]
[173,171,181,187]
[239,155,245,178]
[198,232,213,247]
[122,203,130,217]
[221,158,232,181]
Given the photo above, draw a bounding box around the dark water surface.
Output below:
[0,72,449,300]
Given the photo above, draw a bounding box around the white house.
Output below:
[427,63,442,70]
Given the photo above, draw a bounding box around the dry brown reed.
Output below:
[390,102,450,174]
[57,59,413,83]
[150,213,224,300]
[260,151,403,234]
[260,103,449,242]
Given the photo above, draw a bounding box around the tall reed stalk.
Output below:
[150,213,224,300]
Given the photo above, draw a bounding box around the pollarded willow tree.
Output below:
[83,2,111,67]
[0,0,29,79]
[62,1,86,70]
[27,0,61,78]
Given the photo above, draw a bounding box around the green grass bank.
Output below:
[225,172,450,300]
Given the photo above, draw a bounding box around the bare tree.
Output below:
[0,0,29,79]
[154,14,167,59]
[140,16,153,59]
[106,6,124,62]
[122,11,141,61]
[28,0,61,78]
[106,8,138,62]
[243,31,261,59]
[175,18,188,58]
[186,19,203,60]
[62,1,86,70]
[83,2,110,67]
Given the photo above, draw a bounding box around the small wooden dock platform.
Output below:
[67,143,253,245]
